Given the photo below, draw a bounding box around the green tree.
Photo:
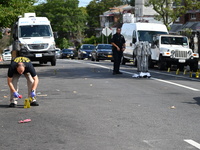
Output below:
[145,0,200,31]
[125,0,135,6]
[0,0,36,28]
[35,0,88,47]
[0,0,36,51]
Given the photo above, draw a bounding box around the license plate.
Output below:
[35,54,42,57]
[107,55,112,58]
[179,59,185,63]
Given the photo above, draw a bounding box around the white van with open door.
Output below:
[121,22,168,65]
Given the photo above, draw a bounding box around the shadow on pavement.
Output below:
[0,104,25,109]
[183,97,200,106]
[0,105,10,108]
[193,97,200,106]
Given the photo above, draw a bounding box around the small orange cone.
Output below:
[0,56,2,62]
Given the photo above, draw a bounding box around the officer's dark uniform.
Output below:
[111,32,125,74]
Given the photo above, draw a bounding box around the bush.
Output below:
[83,35,112,45]
[55,38,73,49]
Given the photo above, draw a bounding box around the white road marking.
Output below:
[143,140,154,147]
[184,139,200,149]
[150,70,200,82]
[66,60,200,92]
[152,77,200,91]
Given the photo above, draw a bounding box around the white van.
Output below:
[121,23,168,64]
[12,13,57,66]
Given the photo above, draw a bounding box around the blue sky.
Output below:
[79,0,92,7]
[35,0,92,7]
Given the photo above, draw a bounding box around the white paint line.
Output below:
[151,77,200,91]
[123,64,200,82]
[87,62,111,69]
[66,60,200,91]
[143,140,154,148]
[184,139,200,149]
[150,70,200,82]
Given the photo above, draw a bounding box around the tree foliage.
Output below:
[35,0,88,47]
[86,0,125,34]
[0,0,36,51]
[0,0,36,28]
[145,0,200,30]
[0,35,10,53]
[125,0,135,6]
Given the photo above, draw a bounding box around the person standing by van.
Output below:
[111,27,126,75]
[7,57,39,107]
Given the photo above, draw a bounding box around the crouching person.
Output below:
[7,57,39,107]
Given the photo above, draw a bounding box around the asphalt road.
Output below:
[0,59,200,150]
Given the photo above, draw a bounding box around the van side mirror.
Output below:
[151,42,157,48]
[53,32,58,38]
[151,45,156,49]
[132,38,136,43]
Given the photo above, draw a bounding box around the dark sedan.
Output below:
[78,44,96,60]
[61,49,76,59]
[91,44,113,61]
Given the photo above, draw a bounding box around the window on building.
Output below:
[108,16,114,23]
[175,17,180,22]
[191,13,196,20]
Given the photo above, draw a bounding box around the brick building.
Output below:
[99,4,134,28]
[170,1,200,53]
[170,2,200,33]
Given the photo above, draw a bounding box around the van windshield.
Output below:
[19,25,52,37]
[138,31,168,43]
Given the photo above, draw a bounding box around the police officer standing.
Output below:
[111,27,126,75]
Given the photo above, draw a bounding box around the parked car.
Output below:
[3,49,10,53]
[61,49,76,59]
[2,51,11,61]
[78,44,96,60]
[55,48,62,59]
[91,44,113,61]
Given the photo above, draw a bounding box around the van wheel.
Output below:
[177,64,184,71]
[157,56,166,70]
[91,56,94,61]
[39,61,44,65]
[133,57,137,67]
[51,57,56,66]
[148,57,154,68]
[121,57,127,65]
[166,63,171,70]
[190,61,198,72]
[158,62,166,70]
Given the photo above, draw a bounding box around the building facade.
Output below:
[170,1,200,33]
[99,0,163,30]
